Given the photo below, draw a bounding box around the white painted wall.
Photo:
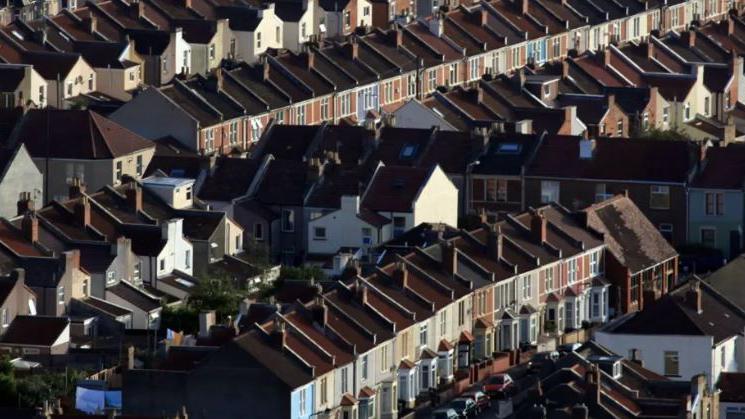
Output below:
[307,196,382,255]
[157,219,194,278]
[412,165,458,227]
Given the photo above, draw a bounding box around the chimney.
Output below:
[686,280,703,314]
[313,296,328,326]
[74,197,91,227]
[530,209,547,243]
[685,29,696,47]
[138,0,145,18]
[350,38,359,59]
[215,68,224,91]
[428,13,444,37]
[521,0,529,15]
[440,241,457,274]
[89,15,97,34]
[69,177,86,199]
[21,212,38,244]
[125,183,143,212]
[184,0,192,9]
[126,345,135,370]
[199,310,216,338]
[562,60,569,78]
[584,365,601,406]
[393,262,408,288]
[306,50,315,70]
[602,47,611,67]
[263,58,270,81]
[607,93,615,110]
[646,41,654,59]
[16,192,34,216]
[629,348,643,366]
[480,9,488,26]
[392,28,403,47]
[728,14,735,36]
[271,316,287,348]
[486,224,503,261]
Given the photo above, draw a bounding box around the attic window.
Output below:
[400,144,417,159]
[11,31,23,41]
[497,143,521,154]
[393,179,406,189]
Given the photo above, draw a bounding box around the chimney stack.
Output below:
[215,67,224,91]
[125,183,143,212]
[74,197,91,227]
[349,38,359,59]
[646,41,654,59]
[686,280,703,314]
[69,177,86,199]
[138,0,145,18]
[440,241,457,274]
[306,50,315,70]
[521,0,529,15]
[486,224,503,261]
[685,29,696,47]
[728,14,735,36]
[89,15,97,34]
[480,9,488,26]
[393,262,408,288]
[629,348,643,366]
[313,296,328,326]
[271,316,287,348]
[530,209,547,244]
[21,212,38,244]
[16,192,34,216]
[602,47,611,67]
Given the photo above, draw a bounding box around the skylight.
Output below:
[400,144,417,159]
[497,143,521,153]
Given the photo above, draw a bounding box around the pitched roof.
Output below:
[718,373,745,403]
[197,157,261,201]
[584,195,677,274]
[106,281,161,312]
[526,136,696,183]
[691,144,745,189]
[605,280,745,344]
[13,109,154,160]
[361,165,431,212]
[0,64,26,91]
[1,315,68,346]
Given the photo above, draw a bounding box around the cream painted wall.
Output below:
[412,165,458,228]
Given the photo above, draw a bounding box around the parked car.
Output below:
[449,397,478,418]
[432,408,459,419]
[528,351,559,374]
[461,390,489,413]
[483,373,514,397]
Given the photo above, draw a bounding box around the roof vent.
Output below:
[579,138,596,159]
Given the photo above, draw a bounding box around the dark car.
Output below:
[449,397,478,418]
[528,351,559,374]
[461,390,490,412]
[432,408,459,419]
[483,373,514,398]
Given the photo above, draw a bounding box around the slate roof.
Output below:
[473,133,541,176]
[526,136,697,183]
[584,195,677,274]
[1,315,68,346]
[606,280,745,344]
[691,144,745,190]
[0,65,26,91]
[703,255,745,312]
[78,296,132,317]
[197,157,261,201]
[361,165,431,213]
[107,281,161,312]
[21,51,81,79]
[13,109,154,160]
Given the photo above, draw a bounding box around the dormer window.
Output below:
[400,144,417,159]
[542,84,550,97]
[497,143,520,154]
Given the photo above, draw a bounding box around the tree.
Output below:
[279,265,326,282]
[639,128,690,142]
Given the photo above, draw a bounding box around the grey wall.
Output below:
[0,144,42,218]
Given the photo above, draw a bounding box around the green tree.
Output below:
[639,128,690,142]
[279,265,326,282]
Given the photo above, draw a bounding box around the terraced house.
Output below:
[123,202,610,417]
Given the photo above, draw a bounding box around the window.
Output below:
[521,275,531,300]
[88,74,94,90]
[469,57,479,81]
[313,227,326,240]
[380,344,388,371]
[115,161,123,181]
[567,258,577,284]
[590,252,599,275]
[57,286,64,304]
[204,128,215,152]
[704,96,710,116]
[419,324,427,346]
[299,388,307,415]
[256,32,261,49]
[282,209,295,232]
[664,351,679,376]
[136,155,143,176]
[650,185,670,209]
[341,367,348,393]
[159,259,165,271]
[301,23,306,38]
[632,17,640,37]
[361,355,368,380]
[642,112,649,130]
[254,223,264,241]
[229,121,238,145]
[296,105,305,124]
[1,309,6,327]
[361,227,372,245]
[662,106,670,125]
[659,223,674,241]
[319,377,328,405]
[229,38,236,57]
[512,46,520,68]
[184,250,191,268]
[458,300,465,326]
[592,292,600,318]
[383,81,393,104]
[616,119,623,136]
[276,110,285,124]
[544,267,554,292]
[630,275,640,303]
[701,228,716,248]
[684,102,691,121]
[595,183,612,203]
[320,97,329,120]
[552,37,560,57]
[721,346,726,369]
[440,310,446,336]
[344,10,351,28]
[38,86,44,105]
[671,7,680,28]
[209,44,215,60]
[428,69,436,92]
[340,93,351,116]
[393,216,406,237]
[408,74,416,97]
[449,63,458,85]
[541,180,560,204]
[67,82,73,96]
[363,6,370,15]
[162,57,168,74]
[275,26,280,42]
[542,84,550,98]
[705,192,724,215]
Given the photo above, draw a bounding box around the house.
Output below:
[0,63,46,110]
[20,51,96,108]
[0,315,70,357]
[307,164,458,257]
[583,195,679,315]
[525,136,699,245]
[105,280,161,330]
[594,278,745,390]
[217,4,284,63]
[688,143,745,258]
[8,109,155,203]
[0,269,36,334]
[0,143,42,219]
[718,373,745,419]
[71,41,143,101]
[702,254,745,313]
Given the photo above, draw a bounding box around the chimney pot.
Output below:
[440,241,458,274]
[393,262,408,288]
[74,197,91,227]
[69,177,86,199]
[125,183,143,212]
[16,191,34,216]
[530,209,547,243]
[21,212,38,244]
